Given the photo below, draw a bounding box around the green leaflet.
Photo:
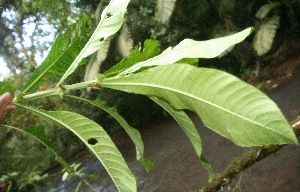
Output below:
[21,16,90,94]
[101,64,298,146]
[150,97,215,179]
[104,39,161,77]
[119,27,253,75]
[253,16,280,56]
[150,97,202,156]
[17,104,136,192]
[57,0,130,86]
[66,95,154,172]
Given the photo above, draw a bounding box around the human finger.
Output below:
[0,92,14,106]
[6,104,17,111]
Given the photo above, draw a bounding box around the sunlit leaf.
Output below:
[119,27,252,75]
[101,64,297,146]
[17,104,136,192]
[57,0,130,86]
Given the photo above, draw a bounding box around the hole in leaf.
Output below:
[100,37,104,42]
[106,13,112,18]
[87,138,98,145]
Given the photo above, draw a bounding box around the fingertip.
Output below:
[3,92,13,98]
[7,105,17,111]
[1,92,14,104]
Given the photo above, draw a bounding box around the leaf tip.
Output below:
[250,26,255,34]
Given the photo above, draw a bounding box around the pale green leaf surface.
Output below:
[254,16,280,56]
[17,104,136,192]
[66,95,153,172]
[57,0,130,85]
[119,27,252,75]
[101,64,297,146]
[150,97,215,179]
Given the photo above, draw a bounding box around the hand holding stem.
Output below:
[0,92,17,123]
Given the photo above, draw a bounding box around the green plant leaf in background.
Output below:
[101,64,298,146]
[21,16,91,94]
[253,16,280,56]
[255,2,281,20]
[65,95,154,172]
[119,27,253,75]
[1,125,70,169]
[57,0,130,86]
[150,97,215,179]
[16,104,136,192]
[175,58,199,66]
[104,39,161,77]
[0,81,15,95]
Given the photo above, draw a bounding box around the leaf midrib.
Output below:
[102,81,285,136]
[22,37,81,93]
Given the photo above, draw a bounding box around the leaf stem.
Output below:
[17,80,97,102]
[21,88,60,101]
[63,80,97,91]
